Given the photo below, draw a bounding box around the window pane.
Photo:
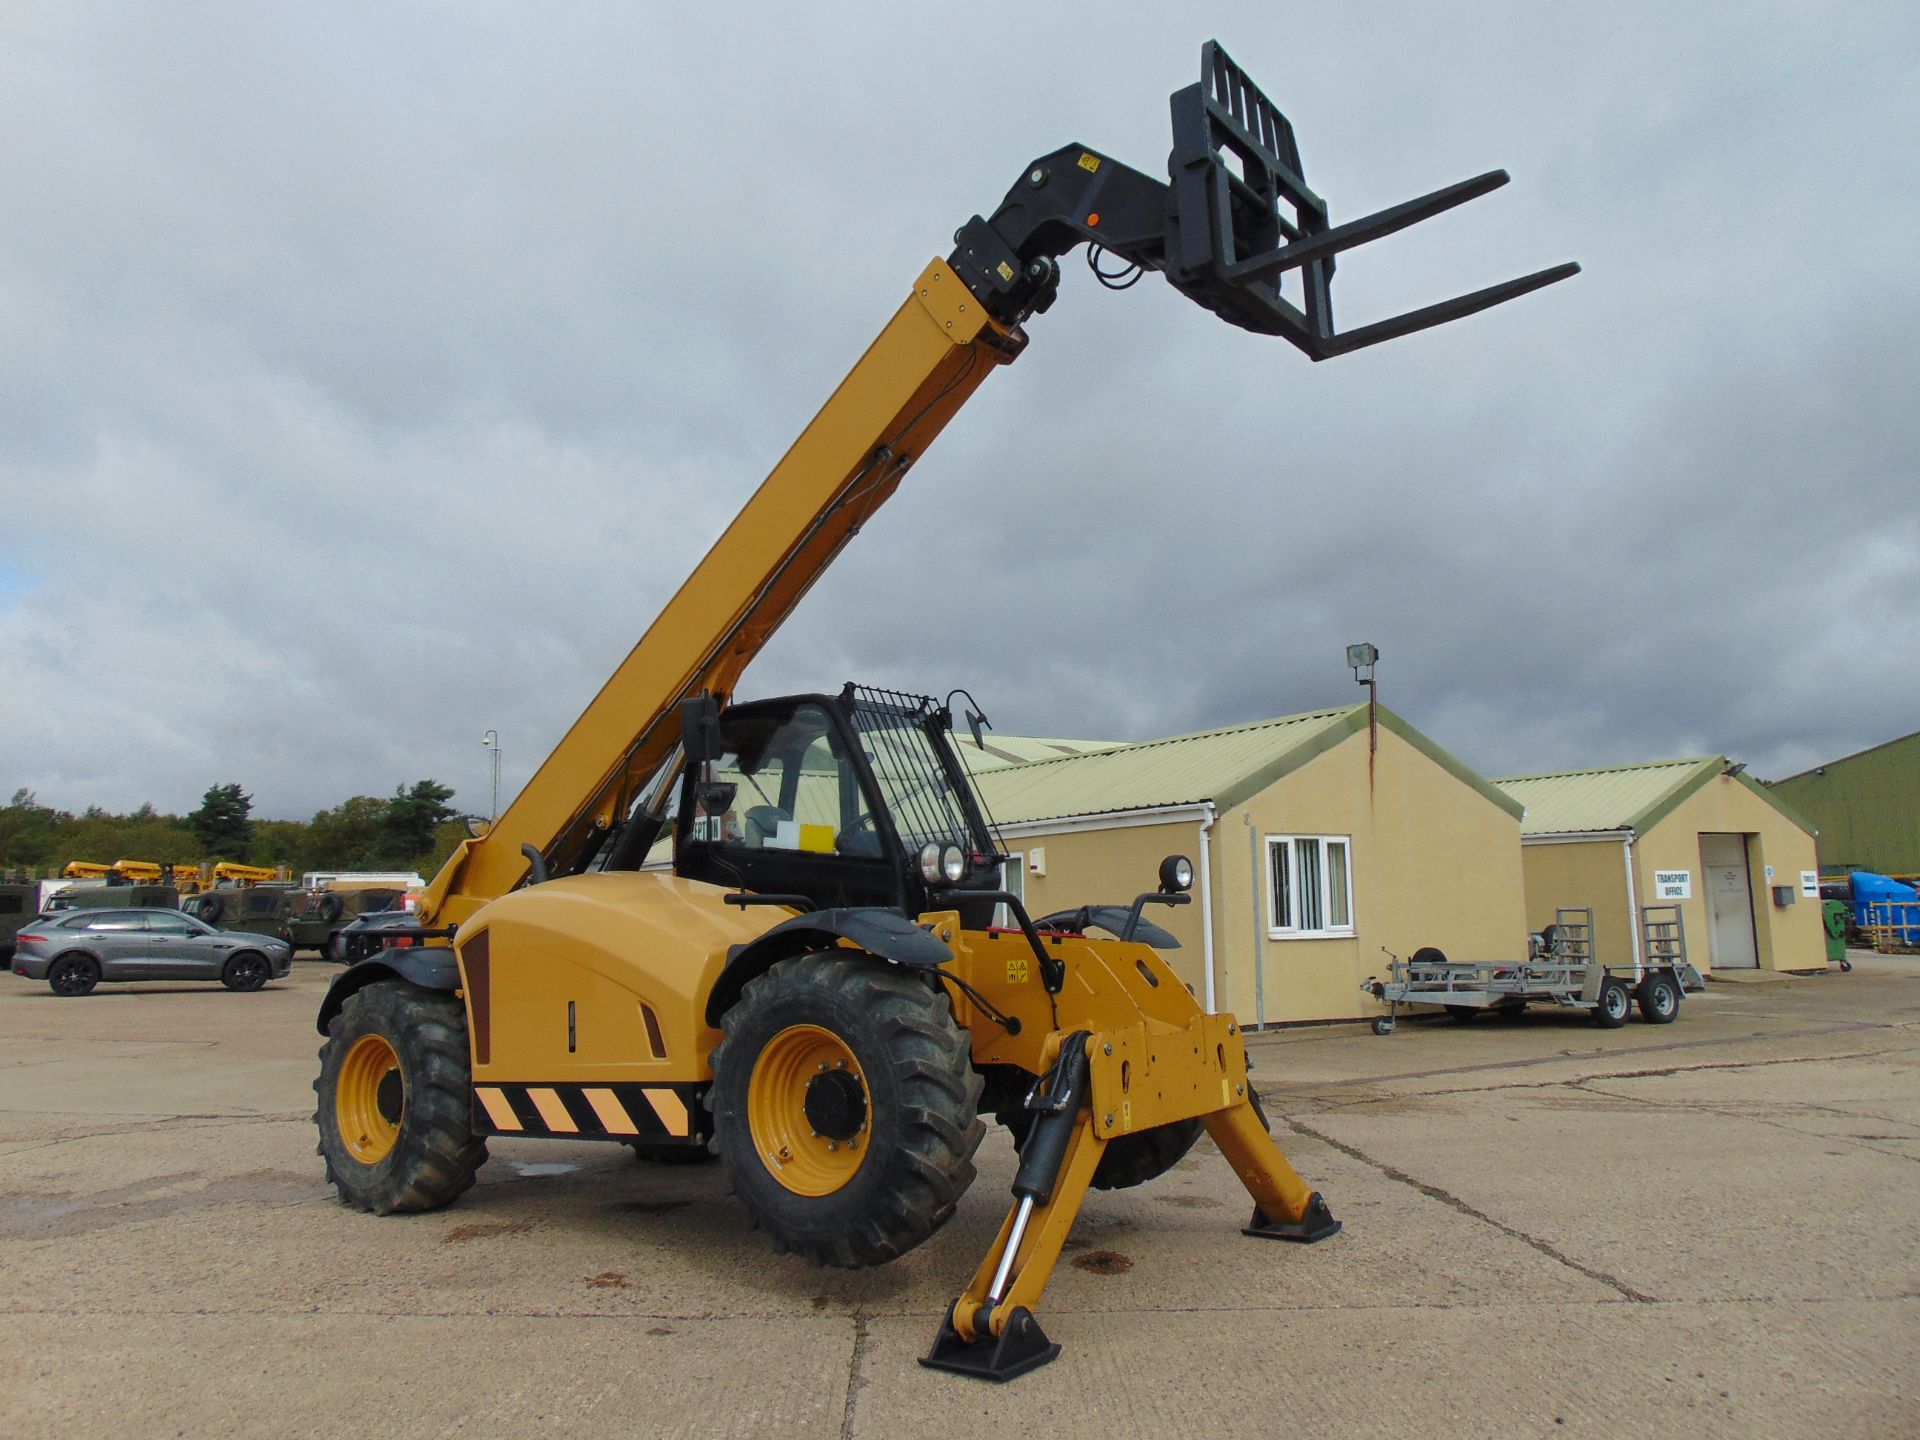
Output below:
[1297,838,1323,931]
[1326,841,1350,928]
[1269,841,1292,929]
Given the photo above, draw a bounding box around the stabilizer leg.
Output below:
[1204,1094,1342,1244]
[922,1037,1105,1381]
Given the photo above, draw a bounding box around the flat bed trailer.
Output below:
[1365,906,1704,1035]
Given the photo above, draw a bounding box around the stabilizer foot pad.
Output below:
[920,1304,1060,1382]
[1243,1191,1342,1244]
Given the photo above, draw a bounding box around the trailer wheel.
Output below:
[1637,970,1682,1024]
[708,952,984,1269]
[1372,1017,1395,1036]
[1593,977,1631,1029]
[1444,1005,1481,1023]
[314,980,488,1214]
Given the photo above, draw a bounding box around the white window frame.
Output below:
[994,852,1025,930]
[1266,834,1355,939]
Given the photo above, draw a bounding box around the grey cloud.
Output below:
[3,3,1917,819]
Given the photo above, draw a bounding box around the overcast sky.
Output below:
[3,3,1917,821]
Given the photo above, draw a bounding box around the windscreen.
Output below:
[848,688,990,857]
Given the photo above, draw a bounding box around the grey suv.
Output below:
[9,908,293,996]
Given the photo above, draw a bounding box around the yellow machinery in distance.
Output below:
[312,41,1576,1379]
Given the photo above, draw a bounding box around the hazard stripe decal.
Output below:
[470,1082,705,1142]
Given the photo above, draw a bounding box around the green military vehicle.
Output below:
[44,884,181,913]
[1,882,41,962]
[185,883,407,956]
[184,884,301,945]
[288,886,405,958]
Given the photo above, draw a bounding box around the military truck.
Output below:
[184,884,301,944]
[1,881,40,962]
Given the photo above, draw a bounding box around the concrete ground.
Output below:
[2,954,1915,1439]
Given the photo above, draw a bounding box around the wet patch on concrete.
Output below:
[442,1218,536,1243]
[616,1198,692,1216]
[584,1271,631,1288]
[1153,1193,1223,1209]
[0,1169,329,1240]
[1071,1249,1133,1275]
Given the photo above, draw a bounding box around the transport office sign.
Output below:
[1653,869,1693,900]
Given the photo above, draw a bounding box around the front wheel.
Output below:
[1594,977,1631,1029]
[221,952,270,992]
[707,953,984,1268]
[314,980,487,1214]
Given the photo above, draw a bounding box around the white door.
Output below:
[1700,833,1759,969]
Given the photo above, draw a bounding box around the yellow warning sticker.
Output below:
[996,260,1016,282]
[1007,955,1030,985]
[1078,152,1101,173]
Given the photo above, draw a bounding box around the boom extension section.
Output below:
[420,40,1574,926]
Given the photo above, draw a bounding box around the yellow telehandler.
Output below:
[313,42,1575,1379]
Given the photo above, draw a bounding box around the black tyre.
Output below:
[1411,946,1449,966]
[628,1139,718,1165]
[221,951,271,992]
[314,980,487,1214]
[199,896,225,924]
[707,952,984,1268]
[1372,1016,1394,1036]
[1637,970,1681,1024]
[48,954,100,997]
[1594,977,1631,1028]
[1444,1004,1481,1022]
[998,1107,1205,1192]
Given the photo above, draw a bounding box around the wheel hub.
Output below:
[746,1023,870,1197]
[803,1069,867,1142]
[337,1033,404,1165]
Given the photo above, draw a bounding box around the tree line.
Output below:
[0,780,466,880]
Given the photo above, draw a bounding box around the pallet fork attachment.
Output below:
[950,41,1577,357]
[922,1026,1340,1381]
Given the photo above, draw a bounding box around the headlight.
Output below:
[920,842,968,885]
[1159,854,1195,893]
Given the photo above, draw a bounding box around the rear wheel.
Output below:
[628,1139,717,1165]
[48,955,100,997]
[1444,1004,1481,1022]
[1637,970,1681,1024]
[221,952,270,991]
[708,953,983,1268]
[314,980,487,1214]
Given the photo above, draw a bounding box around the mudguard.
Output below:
[704,907,952,1025]
[316,946,461,1034]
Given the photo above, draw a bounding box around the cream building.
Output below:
[970,703,1529,1026]
[1494,758,1824,974]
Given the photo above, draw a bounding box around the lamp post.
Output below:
[1346,643,1379,789]
[481,729,501,826]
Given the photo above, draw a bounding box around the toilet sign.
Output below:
[1653,869,1693,900]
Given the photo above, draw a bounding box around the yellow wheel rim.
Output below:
[746,1024,869,1197]
[337,1033,404,1165]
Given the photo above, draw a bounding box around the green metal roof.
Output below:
[954,734,1124,772]
[1493,757,1725,836]
[976,704,1523,827]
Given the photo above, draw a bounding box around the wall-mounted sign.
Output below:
[1653,869,1693,900]
[1764,864,1776,881]
[1800,870,1819,898]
